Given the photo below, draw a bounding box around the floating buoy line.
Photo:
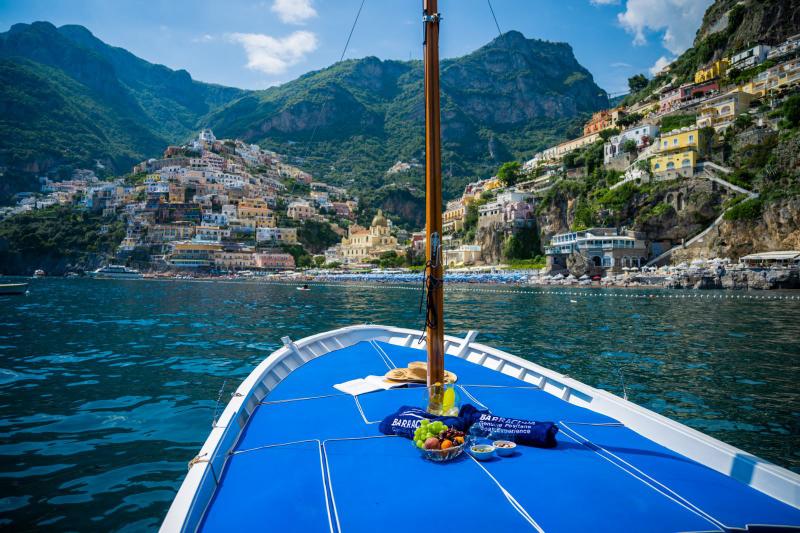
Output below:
[141,277,800,300]
[262,280,800,300]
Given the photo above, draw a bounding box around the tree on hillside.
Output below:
[297,220,340,254]
[781,94,800,129]
[497,161,523,187]
[628,74,649,94]
[621,139,638,155]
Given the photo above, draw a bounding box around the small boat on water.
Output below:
[89,265,143,279]
[33,269,45,277]
[0,283,28,295]
[163,2,800,531]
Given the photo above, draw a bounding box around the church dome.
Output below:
[371,209,388,227]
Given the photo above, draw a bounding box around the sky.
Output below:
[0,0,713,94]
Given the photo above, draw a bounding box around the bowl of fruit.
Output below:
[413,419,466,462]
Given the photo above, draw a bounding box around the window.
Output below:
[681,159,691,167]
[654,163,661,170]
[667,162,675,169]
[673,138,678,145]
[688,135,694,142]
[663,141,668,148]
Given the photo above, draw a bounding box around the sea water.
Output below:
[1,278,798,530]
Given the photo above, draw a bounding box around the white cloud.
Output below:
[617,0,713,55]
[610,62,632,68]
[649,55,674,76]
[228,31,318,74]
[271,0,317,25]
[590,0,620,5]
[192,34,215,43]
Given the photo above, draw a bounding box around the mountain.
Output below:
[206,30,607,198]
[0,23,605,204]
[0,21,244,198]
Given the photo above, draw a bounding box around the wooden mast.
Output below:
[423,0,445,392]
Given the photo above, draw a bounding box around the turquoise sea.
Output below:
[1,278,799,531]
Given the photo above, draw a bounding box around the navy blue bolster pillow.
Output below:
[379,405,467,439]
[459,404,558,448]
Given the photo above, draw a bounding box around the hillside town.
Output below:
[2,33,799,283]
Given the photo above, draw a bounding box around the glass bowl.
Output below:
[415,441,466,462]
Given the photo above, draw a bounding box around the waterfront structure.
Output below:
[256,227,298,245]
[338,209,400,264]
[696,90,753,131]
[650,126,711,178]
[604,124,659,164]
[254,252,295,270]
[167,241,223,268]
[694,58,730,83]
[741,250,800,268]
[215,249,257,270]
[443,244,482,267]
[545,228,648,273]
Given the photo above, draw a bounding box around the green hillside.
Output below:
[207,31,606,198]
[0,21,243,199]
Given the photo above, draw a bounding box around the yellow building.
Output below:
[651,127,711,177]
[696,90,753,131]
[339,209,400,264]
[167,241,223,268]
[443,201,466,234]
[656,127,710,156]
[650,150,698,176]
[238,198,272,219]
[694,58,730,84]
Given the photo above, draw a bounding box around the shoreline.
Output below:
[9,272,800,297]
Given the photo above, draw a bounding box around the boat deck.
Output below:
[199,340,800,532]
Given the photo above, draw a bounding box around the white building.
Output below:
[730,44,772,71]
[202,212,229,226]
[604,124,659,164]
[768,34,800,60]
[199,129,216,143]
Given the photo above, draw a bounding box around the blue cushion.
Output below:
[324,436,539,532]
[559,422,800,529]
[200,441,331,532]
[236,395,370,451]
[267,341,391,401]
[461,385,619,424]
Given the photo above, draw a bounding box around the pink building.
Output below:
[254,253,295,270]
